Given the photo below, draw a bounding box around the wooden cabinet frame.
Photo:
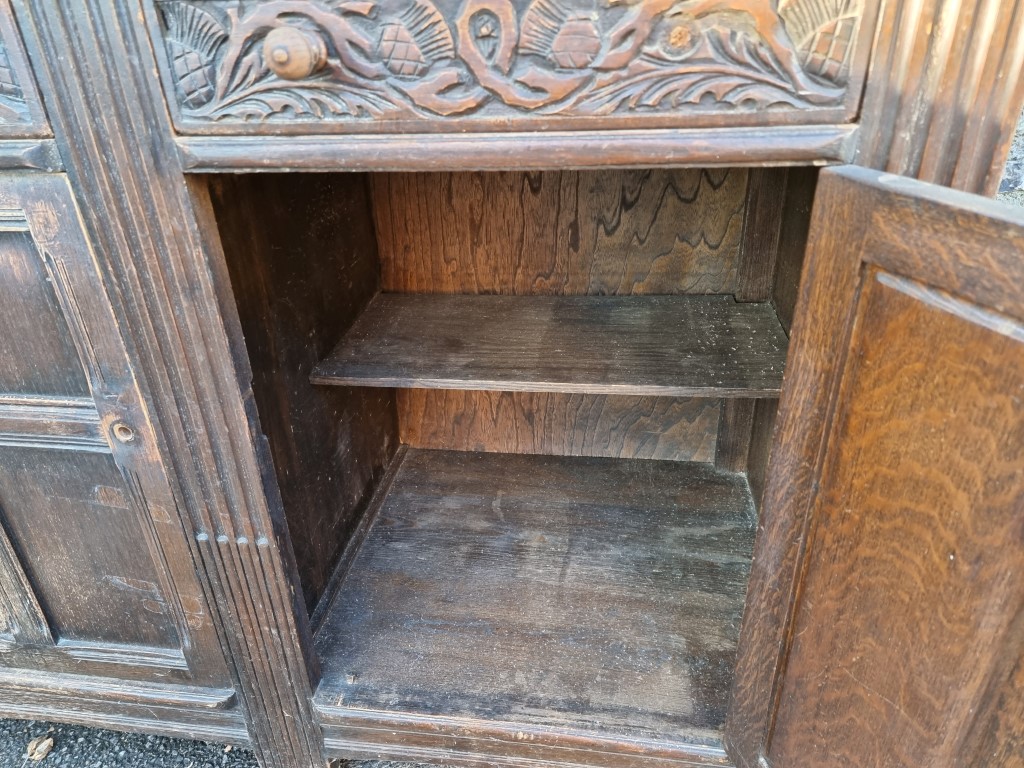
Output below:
[0,2,1021,767]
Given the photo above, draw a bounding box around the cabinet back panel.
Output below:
[373,169,748,296]
[0,447,179,649]
[399,391,720,463]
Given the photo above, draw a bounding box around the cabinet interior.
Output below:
[204,166,817,754]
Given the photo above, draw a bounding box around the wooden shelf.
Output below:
[311,294,788,397]
[313,448,756,760]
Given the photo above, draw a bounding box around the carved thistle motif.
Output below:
[0,39,30,123]
[158,0,862,123]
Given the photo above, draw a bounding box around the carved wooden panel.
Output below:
[0,0,48,137]
[149,0,873,134]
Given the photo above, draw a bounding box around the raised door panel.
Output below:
[729,166,1024,767]
[146,0,876,136]
[0,447,182,653]
[0,174,231,696]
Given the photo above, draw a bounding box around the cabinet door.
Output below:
[731,166,1024,767]
[0,174,231,702]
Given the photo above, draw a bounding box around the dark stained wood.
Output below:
[315,448,756,764]
[313,294,789,398]
[769,166,817,333]
[743,397,778,514]
[0,446,181,649]
[854,0,1024,195]
[736,168,788,302]
[206,172,399,612]
[14,3,326,765]
[714,399,755,473]
[147,1,872,134]
[0,139,61,171]
[373,169,748,296]
[0,226,90,397]
[729,166,1024,768]
[0,0,50,138]
[398,390,720,464]
[726,167,891,766]
[0,173,229,690]
[176,126,858,173]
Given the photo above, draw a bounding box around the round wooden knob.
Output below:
[263,26,327,80]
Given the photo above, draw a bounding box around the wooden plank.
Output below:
[207,173,399,613]
[175,126,858,173]
[312,295,788,397]
[315,449,756,749]
[735,168,788,302]
[714,399,755,473]
[398,391,720,464]
[372,169,747,296]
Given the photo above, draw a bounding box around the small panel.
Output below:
[150,0,872,135]
[0,446,181,651]
[0,228,91,398]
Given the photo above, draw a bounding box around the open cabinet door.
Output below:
[728,166,1024,768]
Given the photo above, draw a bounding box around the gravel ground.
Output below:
[998,112,1024,205]
[1,114,1021,768]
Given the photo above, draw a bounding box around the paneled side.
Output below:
[12,1,328,761]
[769,272,1024,766]
[399,391,720,463]
[147,0,874,134]
[373,169,748,295]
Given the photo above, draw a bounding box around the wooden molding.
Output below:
[13,2,325,765]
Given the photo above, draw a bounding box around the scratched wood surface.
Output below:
[372,169,748,296]
[313,294,788,397]
[315,448,756,747]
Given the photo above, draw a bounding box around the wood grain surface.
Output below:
[315,448,756,749]
[313,294,788,397]
[399,390,720,463]
[372,169,748,296]
[769,272,1024,766]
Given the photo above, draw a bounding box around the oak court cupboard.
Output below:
[0,1,1021,767]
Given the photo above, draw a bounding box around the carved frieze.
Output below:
[155,0,864,128]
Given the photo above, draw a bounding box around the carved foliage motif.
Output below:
[158,0,862,123]
[0,39,30,123]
